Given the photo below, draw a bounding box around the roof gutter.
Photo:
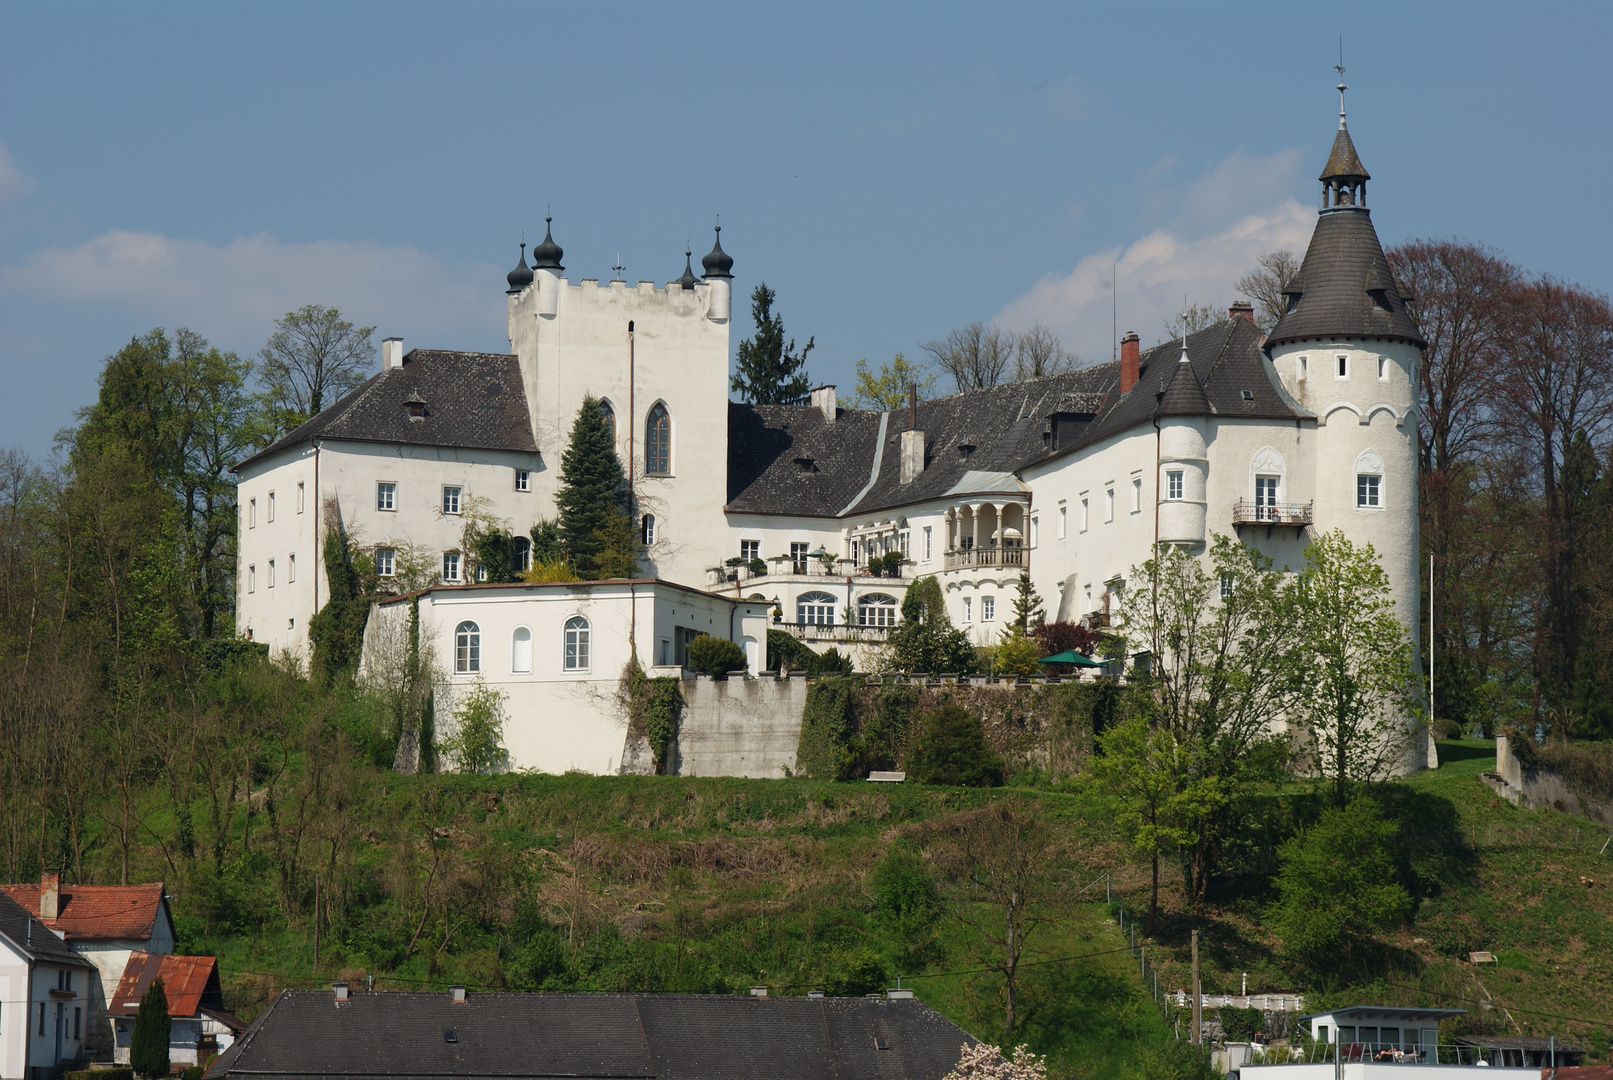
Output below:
[836,411,890,516]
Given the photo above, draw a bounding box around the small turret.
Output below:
[701,225,733,279]
[530,216,564,271]
[672,248,700,291]
[701,225,732,322]
[506,241,533,295]
[530,216,563,318]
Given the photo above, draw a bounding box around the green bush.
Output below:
[993,633,1043,676]
[905,704,1003,786]
[181,1066,207,1080]
[1219,1005,1264,1041]
[813,647,854,675]
[1431,716,1463,740]
[69,1071,134,1080]
[441,681,508,774]
[767,629,818,673]
[686,634,748,675]
[795,676,860,780]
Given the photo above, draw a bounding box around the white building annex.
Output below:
[237,99,1426,775]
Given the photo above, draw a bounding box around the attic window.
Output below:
[1285,294,1300,313]
[875,1038,891,1051]
[1369,289,1393,311]
[443,1030,458,1044]
[793,457,818,474]
[957,438,977,459]
[1241,390,1255,402]
[404,390,428,419]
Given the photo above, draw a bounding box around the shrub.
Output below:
[130,976,171,1078]
[1219,1005,1264,1041]
[823,947,887,996]
[813,647,854,675]
[884,576,978,675]
[993,633,1043,676]
[872,843,939,963]
[767,629,819,673]
[70,1071,133,1080]
[795,676,860,780]
[749,557,768,577]
[906,704,1003,786]
[441,681,508,775]
[686,634,748,675]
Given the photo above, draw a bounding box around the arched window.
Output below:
[455,621,480,673]
[797,592,837,626]
[1355,449,1384,509]
[564,616,590,671]
[511,626,533,673]
[857,593,899,627]
[646,403,671,476]
[598,400,616,441]
[641,514,656,545]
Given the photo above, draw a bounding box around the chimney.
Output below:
[899,429,925,485]
[1120,332,1140,393]
[810,385,836,423]
[382,337,404,372]
[40,868,59,921]
[450,985,467,1004]
[1229,301,1255,324]
[749,987,769,997]
[333,983,350,1002]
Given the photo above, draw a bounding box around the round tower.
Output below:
[1264,87,1428,769]
[530,216,564,317]
[701,225,733,322]
[1156,344,1211,548]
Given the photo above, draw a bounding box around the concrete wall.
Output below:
[663,676,812,779]
[1489,736,1613,824]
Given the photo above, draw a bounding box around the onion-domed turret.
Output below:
[506,241,533,294]
[701,225,733,279]
[530,217,564,271]
[673,248,700,291]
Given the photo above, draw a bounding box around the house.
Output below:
[204,987,974,1080]
[2,869,175,1058]
[241,91,1426,776]
[0,890,98,1080]
[1229,1006,1542,1080]
[108,953,245,1068]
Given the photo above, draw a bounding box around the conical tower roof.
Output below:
[1154,347,1212,417]
[1320,123,1370,182]
[506,241,533,294]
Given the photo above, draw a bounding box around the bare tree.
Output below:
[923,323,1015,392]
[1158,301,1222,346]
[1013,324,1076,380]
[258,305,376,431]
[1235,250,1300,333]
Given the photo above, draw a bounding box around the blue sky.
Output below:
[2,2,1610,458]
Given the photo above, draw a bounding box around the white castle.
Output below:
[235,102,1423,775]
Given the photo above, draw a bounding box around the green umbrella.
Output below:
[1037,649,1104,668]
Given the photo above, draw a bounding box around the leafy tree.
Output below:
[731,284,814,405]
[992,635,1042,676]
[1007,572,1043,637]
[309,528,373,685]
[871,843,939,954]
[851,352,937,409]
[685,634,747,675]
[529,518,564,563]
[257,304,375,431]
[130,976,171,1078]
[1286,530,1419,807]
[883,576,977,674]
[442,681,507,774]
[1031,620,1104,659]
[556,395,638,578]
[943,1043,1049,1080]
[906,705,1002,786]
[1266,798,1413,965]
[1235,249,1300,333]
[1094,715,1200,930]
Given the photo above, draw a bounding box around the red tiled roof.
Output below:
[110,952,224,1018]
[0,882,165,941]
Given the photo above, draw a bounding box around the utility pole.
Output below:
[1191,929,1201,1045]
[313,873,320,973]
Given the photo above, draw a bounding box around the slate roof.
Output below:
[0,891,93,967]
[726,318,1303,515]
[1266,207,1423,349]
[205,990,974,1080]
[110,952,231,1021]
[1,881,168,942]
[1320,123,1370,181]
[237,351,538,471]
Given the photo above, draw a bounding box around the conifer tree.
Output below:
[556,396,639,578]
[731,284,814,405]
[130,976,171,1078]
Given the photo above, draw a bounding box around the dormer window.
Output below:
[793,457,817,475]
[1241,390,1255,402]
[957,438,977,460]
[404,390,427,419]
[1369,288,1393,311]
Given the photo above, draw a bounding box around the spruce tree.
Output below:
[731,284,815,405]
[555,396,638,578]
[130,976,171,1078]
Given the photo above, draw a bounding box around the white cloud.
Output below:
[997,149,1315,358]
[0,230,504,353]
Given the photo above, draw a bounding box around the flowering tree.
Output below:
[942,1043,1048,1080]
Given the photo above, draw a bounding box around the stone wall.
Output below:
[1485,736,1613,825]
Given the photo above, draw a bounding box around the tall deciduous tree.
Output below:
[1235,249,1300,333]
[556,396,639,579]
[923,322,1014,393]
[258,304,376,430]
[731,284,814,405]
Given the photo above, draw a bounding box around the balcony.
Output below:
[1231,499,1313,527]
[942,546,1026,571]
[774,621,893,644]
[706,558,910,589]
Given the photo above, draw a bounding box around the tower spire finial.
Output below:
[1335,38,1348,129]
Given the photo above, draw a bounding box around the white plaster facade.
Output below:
[0,946,94,1080]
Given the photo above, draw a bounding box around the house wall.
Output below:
[0,942,28,1080]
[3,961,89,1076]
[667,677,812,778]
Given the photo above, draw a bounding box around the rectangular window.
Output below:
[514,469,530,491]
[1298,356,1308,381]
[1167,470,1184,500]
[790,541,809,574]
[1104,486,1115,522]
[923,526,933,561]
[476,563,488,582]
[1336,354,1349,379]
[442,552,461,582]
[1357,474,1381,508]
[297,482,305,513]
[267,559,275,588]
[267,491,276,522]
[660,639,672,666]
[376,482,395,511]
[248,498,256,528]
[1256,475,1280,519]
[962,597,972,622]
[442,486,462,515]
[288,553,296,583]
[1027,517,1037,548]
[247,565,256,593]
[1083,585,1093,612]
[40,1001,45,1035]
[1219,572,1233,599]
[74,1006,80,1040]
[740,538,760,563]
[1131,476,1142,513]
[1080,497,1090,531]
[899,530,910,558]
[982,595,995,622]
[375,548,395,577]
[1378,356,1389,379]
[1058,503,1068,538]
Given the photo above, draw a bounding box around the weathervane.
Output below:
[1335,37,1348,126]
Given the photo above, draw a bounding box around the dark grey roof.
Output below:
[1320,123,1370,182]
[1155,354,1212,417]
[205,991,973,1080]
[672,250,700,291]
[1266,204,1423,349]
[238,351,538,471]
[0,891,93,967]
[726,403,888,516]
[702,226,733,280]
[508,242,534,295]
[531,218,564,272]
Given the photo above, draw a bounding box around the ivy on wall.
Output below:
[309,528,372,684]
[622,658,686,774]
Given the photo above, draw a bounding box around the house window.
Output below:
[476,563,488,582]
[513,536,531,573]
[1081,496,1090,531]
[923,526,933,561]
[1131,477,1143,513]
[511,626,532,673]
[564,616,590,671]
[442,552,461,582]
[1298,356,1308,381]
[858,593,899,627]
[599,400,616,441]
[515,469,530,491]
[790,541,809,574]
[797,591,836,625]
[267,491,276,522]
[40,1001,45,1035]
[646,403,671,476]
[247,565,256,593]
[288,553,296,583]
[1357,474,1381,508]
[1220,572,1234,600]
[248,498,256,528]
[899,530,910,558]
[740,538,760,563]
[455,621,480,673]
[1336,354,1349,379]
[1104,486,1115,522]
[660,639,672,666]
[267,559,275,588]
[962,597,972,622]
[1378,356,1389,379]
[375,548,395,577]
[377,483,396,511]
[982,595,995,622]
[74,1006,81,1040]
[1058,504,1067,538]
[1167,470,1184,500]
[641,514,656,545]
[442,486,461,515]
[1083,585,1093,612]
[1256,476,1280,519]
[296,482,305,513]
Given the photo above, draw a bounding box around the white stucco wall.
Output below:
[0,958,89,1077]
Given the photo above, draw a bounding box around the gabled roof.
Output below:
[0,881,168,942]
[0,891,93,968]
[237,350,538,471]
[110,952,228,1020]
[206,990,974,1080]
